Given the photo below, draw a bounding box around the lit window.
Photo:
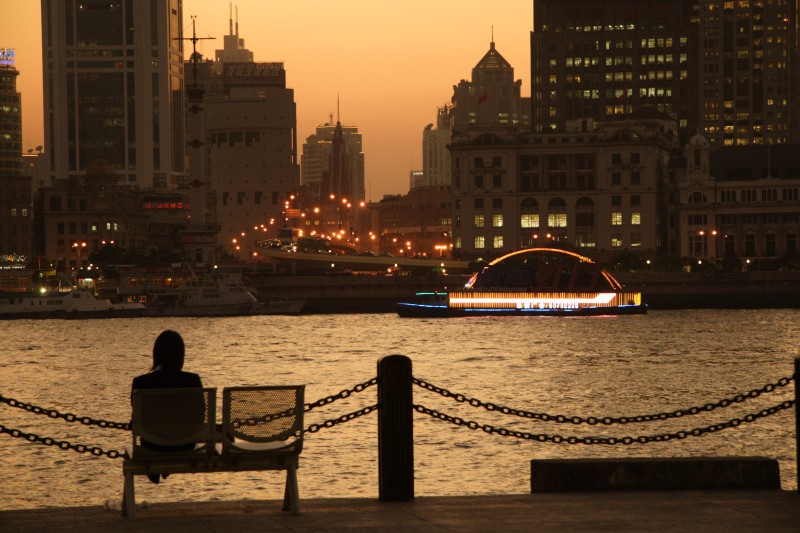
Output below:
[548,213,568,227]
[474,215,485,228]
[521,214,539,228]
[611,236,623,247]
[631,212,641,225]
[492,215,503,228]
[474,236,485,249]
[611,212,623,225]
[493,236,503,249]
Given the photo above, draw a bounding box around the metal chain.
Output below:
[305,403,378,434]
[0,423,126,459]
[304,377,378,412]
[0,376,379,431]
[413,399,795,445]
[0,394,131,430]
[412,375,795,425]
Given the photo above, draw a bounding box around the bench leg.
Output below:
[282,471,291,512]
[287,464,300,515]
[122,472,136,520]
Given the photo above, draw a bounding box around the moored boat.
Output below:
[0,287,146,319]
[142,276,259,317]
[397,248,647,317]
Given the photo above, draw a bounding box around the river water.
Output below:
[0,309,797,510]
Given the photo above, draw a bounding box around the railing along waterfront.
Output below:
[1,355,797,501]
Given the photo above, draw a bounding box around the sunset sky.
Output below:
[3,1,533,200]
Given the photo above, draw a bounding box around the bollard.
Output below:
[796,357,799,495]
[377,354,414,502]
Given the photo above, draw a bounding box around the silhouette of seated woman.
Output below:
[131,330,204,484]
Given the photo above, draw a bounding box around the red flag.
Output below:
[618,90,628,103]
[478,93,488,104]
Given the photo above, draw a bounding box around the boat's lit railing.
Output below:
[448,291,642,309]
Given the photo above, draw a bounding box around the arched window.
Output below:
[520,198,539,228]
[689,191,707,204]
[547,197,568,228]
[575,197,594,227]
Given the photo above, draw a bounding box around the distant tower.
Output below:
[421,105,452,189]
[322,101,352,200]
[41,0,186,188]
[215,3,254,62]
[301,108,365,202]
[0,48,21,177]
[451,41,527,134]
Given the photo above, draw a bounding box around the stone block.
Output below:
[531,457,781,492]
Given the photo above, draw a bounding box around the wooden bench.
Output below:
[123,385,305,520]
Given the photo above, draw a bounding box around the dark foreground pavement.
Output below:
[2,491,799,532]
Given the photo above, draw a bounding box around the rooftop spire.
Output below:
[229,2,233,35]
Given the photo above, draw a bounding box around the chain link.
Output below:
[0,394,131,430]
[304,377,378,412]
[0,423,126,459]
[305,404,378,434]
[412,375,795,425]
[413,399,795,445]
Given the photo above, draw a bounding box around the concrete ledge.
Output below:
[531,457,781,493]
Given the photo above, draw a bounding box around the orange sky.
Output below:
[2,0,532,200]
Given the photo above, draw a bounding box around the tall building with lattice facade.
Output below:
[531,0,698,139]
[698,0,799,147]
[0,47,32,261]
[41,0,186,189]
[0,48,21,178]
[531,0,800,146]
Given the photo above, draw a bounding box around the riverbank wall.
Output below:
[617,271,800,309]
[248,271,800,313]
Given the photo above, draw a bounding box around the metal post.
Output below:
[377,354,414,501]
[796,357,799,495]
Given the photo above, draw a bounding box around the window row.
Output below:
[471,211,642,229]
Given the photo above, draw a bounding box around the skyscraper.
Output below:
[0,48,21,177]
[531,0,697,138]
[0,47,33,260]
[41,0,185,188]
[698,0,798,146]
[531,0,800,146]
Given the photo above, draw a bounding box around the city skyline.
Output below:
[2,0,533,201]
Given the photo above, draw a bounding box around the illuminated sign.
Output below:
[0,48,15,67]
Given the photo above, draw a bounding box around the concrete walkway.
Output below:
[1,491,799,532]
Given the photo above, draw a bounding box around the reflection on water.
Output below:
[0,309,797,509]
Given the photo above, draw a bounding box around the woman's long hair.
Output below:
[151,330,185,371]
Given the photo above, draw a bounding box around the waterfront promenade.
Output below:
[2,491,799,532]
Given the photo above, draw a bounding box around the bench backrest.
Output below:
[131,387,217,455]
[222,385,305,454]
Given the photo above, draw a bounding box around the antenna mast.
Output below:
[175,15,215,87]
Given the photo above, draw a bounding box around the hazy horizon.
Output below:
[1,0,533,200]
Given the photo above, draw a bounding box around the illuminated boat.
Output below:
[396,248,646,317]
